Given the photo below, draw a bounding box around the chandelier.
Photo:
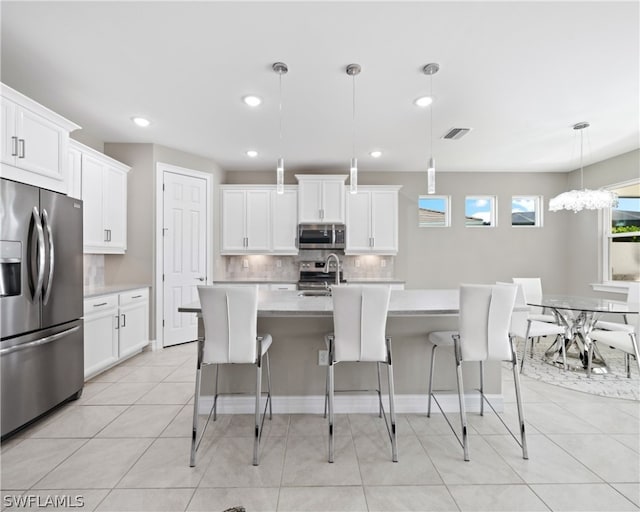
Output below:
[549,122,618,212]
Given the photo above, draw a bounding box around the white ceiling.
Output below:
[1,1,638,174]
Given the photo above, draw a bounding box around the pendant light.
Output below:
[423,63,439,194]
[273,62,288,194]
[549,122,619,212]
[346,63,361,194]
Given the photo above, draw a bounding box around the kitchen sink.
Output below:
[297,290,332,297]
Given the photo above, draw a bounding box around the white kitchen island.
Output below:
[179,289,514,414]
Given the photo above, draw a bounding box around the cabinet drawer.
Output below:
[119,288,149,306]
[84,294,118,315]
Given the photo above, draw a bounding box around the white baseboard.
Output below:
[196,393,504,415]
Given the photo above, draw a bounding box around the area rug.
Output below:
[513,338,639,401]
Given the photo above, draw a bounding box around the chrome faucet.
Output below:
[323,253,341,286]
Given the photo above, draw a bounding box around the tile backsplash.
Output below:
[83,254,105,287]
[221,251,394,281]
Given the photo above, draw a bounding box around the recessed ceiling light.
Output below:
[370,150,382,158]
[131,116,150,127]
[243,95,262,107]
[414,96,432,107]
[246,150,258,158]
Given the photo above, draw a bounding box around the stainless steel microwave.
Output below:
[298,224,345,250]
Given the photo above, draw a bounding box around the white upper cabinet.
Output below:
[220,185,298,255]
[221,187,271,253]
[271,187,298,254]
[1,83,80,193]
[346,186,401,255]
[296,175,347,223]
[73,140,130,254]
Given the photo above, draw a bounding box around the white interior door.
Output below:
[162,171,207,347]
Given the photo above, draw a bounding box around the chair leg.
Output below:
[328,358,335,463]
[253,355,263,466]
[510,336,528,459]
[520,322,532,373]
[377,362,383,418]
[559,334,567,371]
[629,333,640,378]
[625,353,630,378]
[453,336,469,461]
[190,360,203,467]
[479,361,485,417]
[386,338,398,463]
[265,352,273,419]
[213,363,219,421]
[323,366,329,419]
[427,344,437,418]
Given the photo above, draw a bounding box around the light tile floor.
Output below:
[1,342,638,512]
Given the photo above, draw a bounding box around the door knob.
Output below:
[195,277,206,281]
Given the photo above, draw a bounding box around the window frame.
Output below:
[464,195,497,228]
[418,195,451,228]
[601,178,640,284]
[511,195,543,228]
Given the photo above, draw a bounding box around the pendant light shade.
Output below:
[273,62,288,194]
[549,122,619,212]
[423,63,439,194]
[347,64,361,194]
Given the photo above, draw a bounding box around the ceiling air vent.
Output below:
[442,127,471,140]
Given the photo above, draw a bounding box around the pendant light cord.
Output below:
[579,127,584,190]
[352,73,356,158]
[429,72,433,161]
[279,72,283,158]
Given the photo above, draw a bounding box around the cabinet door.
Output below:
[0,98,17,166]
[246,190,271,251]
[81,154,106,251]
[119,298,149,359]
[103,166,127,252]
[346,191,372,253]
[67,146,82,199]
[321,180,346,223]
[272,189,298,253]
[298,180,323,223]
[221,189,247,253]
[16,106,67,187]
[370,190,398,253]
[83,301,119,379]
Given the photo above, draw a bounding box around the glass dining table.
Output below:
[526,295,639,375]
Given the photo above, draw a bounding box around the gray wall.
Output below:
[565,149,639,297]
[103,143,225,339]
[226,169,571,291]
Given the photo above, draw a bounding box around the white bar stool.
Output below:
[326,285,397,463]
[426,284,528,461]
[190,285,272,467]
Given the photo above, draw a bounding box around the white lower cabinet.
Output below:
[83,287,149,379]
[83,294,119,379]
[118,288,150,359]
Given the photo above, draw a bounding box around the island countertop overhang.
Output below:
[179,289,525,317]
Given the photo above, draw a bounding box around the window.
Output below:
[605,182,640,282]
[511,196,542,227]
[465,196,496,227]
[418,195,450,227]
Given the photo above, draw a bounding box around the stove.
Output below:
[297,261,345,291]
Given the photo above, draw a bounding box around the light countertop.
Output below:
[180,289,463,317]
[84,284,150,298]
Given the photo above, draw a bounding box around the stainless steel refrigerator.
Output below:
[1,178,84,438]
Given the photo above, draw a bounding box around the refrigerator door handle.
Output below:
[30,206,46,302]
[0,325,80,356]
[41,208,55,305]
